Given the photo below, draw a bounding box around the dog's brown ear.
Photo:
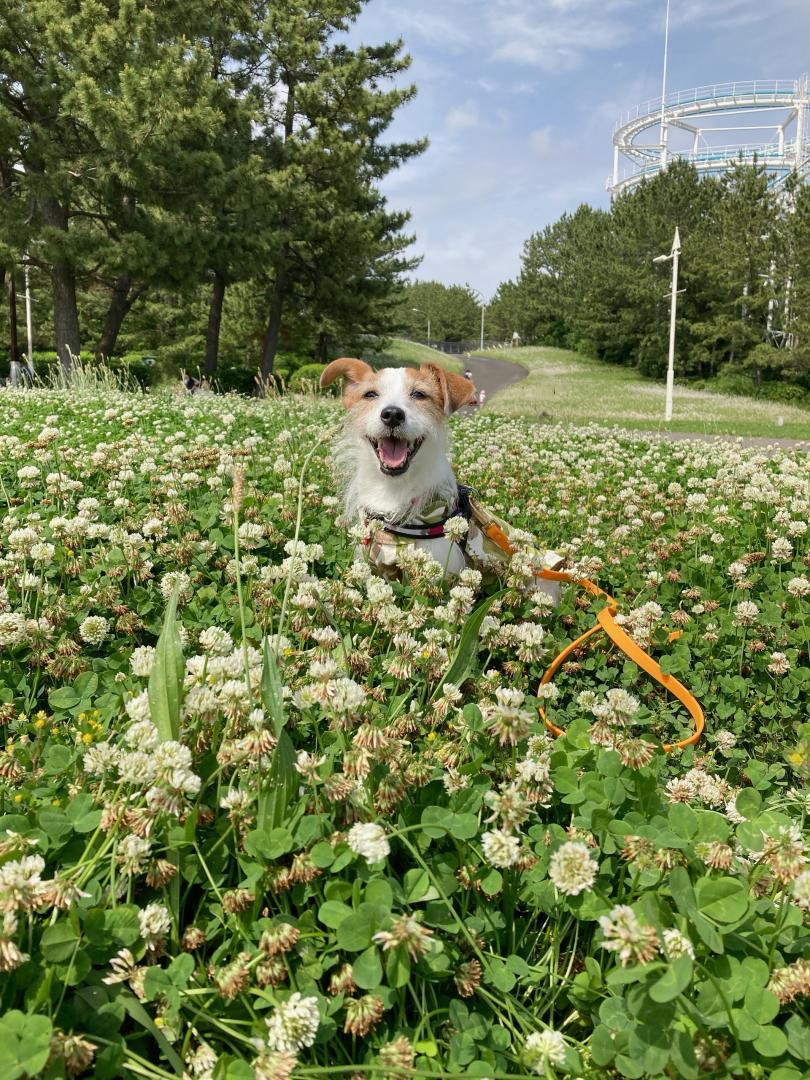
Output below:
[420,363,478,414]
[320,357,373,391]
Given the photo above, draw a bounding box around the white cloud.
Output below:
[529,126,554,155]
[445,100,481,130]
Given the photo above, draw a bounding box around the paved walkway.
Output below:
[462,352,527,403]
[463,353,808,452]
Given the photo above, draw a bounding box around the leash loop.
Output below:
[482,524,704,752]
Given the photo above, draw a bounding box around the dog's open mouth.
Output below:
[369,435,424,475]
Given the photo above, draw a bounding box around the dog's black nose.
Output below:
[380,406,405,427]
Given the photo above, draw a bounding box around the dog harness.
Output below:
[362,485,565,582]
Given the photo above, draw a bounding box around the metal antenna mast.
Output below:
[659,0,671,168]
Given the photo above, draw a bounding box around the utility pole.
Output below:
[653,226,681,422]
[24,258,34,375]
[7,269,20,386]
[480,302,485,351]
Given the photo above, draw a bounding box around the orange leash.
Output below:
[482,525,704,752]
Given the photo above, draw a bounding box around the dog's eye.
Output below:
[362,390,379,399]
[410,390,428,400]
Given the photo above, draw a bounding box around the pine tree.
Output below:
[0,0,228,372]
[253,1,423,382]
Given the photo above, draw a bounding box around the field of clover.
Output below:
[0,385,808,1080]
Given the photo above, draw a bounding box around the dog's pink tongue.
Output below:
[378,437,408,468]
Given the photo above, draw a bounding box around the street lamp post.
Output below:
[653,226,681,423]
[412,307,431,346]
[480,302,486,351]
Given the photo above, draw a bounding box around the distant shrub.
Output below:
[288,363,329,393]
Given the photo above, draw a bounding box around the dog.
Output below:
[320,357,562,596]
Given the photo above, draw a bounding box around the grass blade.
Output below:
[148,583,184,743]
[431,590,503,701]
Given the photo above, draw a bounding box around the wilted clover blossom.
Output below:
[598,904,659,967]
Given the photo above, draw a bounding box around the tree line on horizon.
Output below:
[0,0,423,382]
[485,160,810,398]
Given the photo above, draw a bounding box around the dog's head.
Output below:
[320,359,477,478]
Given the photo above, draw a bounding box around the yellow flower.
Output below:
[34,710,49,721]
[426,732,437,743]
[13,793,23,803]
[78,712,87,722]
[789,752,805,765]
[81,732,94,745]
[34,718,46,730]
[52,799,60,806]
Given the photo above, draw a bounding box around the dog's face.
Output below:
[321,359,477,479]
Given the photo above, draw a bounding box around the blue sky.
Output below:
[350,0,810,297]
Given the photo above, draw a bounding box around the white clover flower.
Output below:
[83,741,121,775]
[548,841,598,896]
[125,691,152,725]
[199,626,235,656]
[326,678,366,715]
[481,828,521,869]
[444,515,469,542]
[714,730,737,755]
[160,571,192,605]
[662,927,695,960]
[29,542,55,562]
[129,645,156,678]
[771,537,794,562]
[138,903,171,949]
[79,616,109,645]
[124,719,159,753]
[348,823,390,865]
[768,651,791,676]
[0,613,27,647]
[264,993,320,1053]
[524,1029,566,1071]
[786,576,810,598]
[733,601,759,627]
[237,522,264,549]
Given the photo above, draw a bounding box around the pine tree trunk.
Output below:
[259,254,287,387]
[315,330,328,363]
[96,276,140,360]
[205,271,226,375]
[40,196,80,375]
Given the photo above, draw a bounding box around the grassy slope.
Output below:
[360,338,463,373]
[477,346,810,440]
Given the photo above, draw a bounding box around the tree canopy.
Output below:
[486,160,810,395]
[0,0,424,378]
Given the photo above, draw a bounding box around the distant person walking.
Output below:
[478,388,487,406]
[511,331,520,348]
